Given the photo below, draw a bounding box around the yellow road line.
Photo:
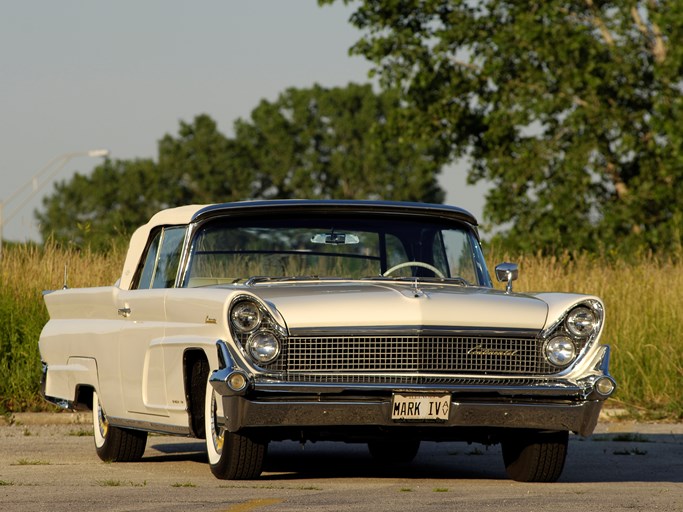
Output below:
[221,498,283,512]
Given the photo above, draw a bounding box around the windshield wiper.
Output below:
[244,276,346,286]
[363,275,470,286]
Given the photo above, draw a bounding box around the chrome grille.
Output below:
[276,335,557,378]
[282,374,543,386]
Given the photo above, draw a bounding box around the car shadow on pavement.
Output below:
[147,435,683,483]
[145,441,207,464]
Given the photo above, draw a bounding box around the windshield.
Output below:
[183,214,491,287]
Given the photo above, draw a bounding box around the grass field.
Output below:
[0,243,124,412]
[1,243,681,419]
[491,249,683,419]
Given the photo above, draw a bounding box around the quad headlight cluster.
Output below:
[229,296,284,366]
[543,301,603,369]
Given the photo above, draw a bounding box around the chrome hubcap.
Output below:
[211,393,224,453]
[97,402,108,438]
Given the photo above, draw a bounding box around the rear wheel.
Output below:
[92,390,147,462]
[501,430,568,482]
[368,439,421,464]
[204,377,267,479]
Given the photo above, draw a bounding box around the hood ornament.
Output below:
[412,278,425,298]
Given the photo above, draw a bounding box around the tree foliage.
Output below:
[323,0,683,254]
[36,158,162,251]
[37,83,447,250]
[232,84,447,202]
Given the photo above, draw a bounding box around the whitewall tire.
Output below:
[204,377,267,479]
[92,390,147,462]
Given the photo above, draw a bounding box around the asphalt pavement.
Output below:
[1,412,682,512]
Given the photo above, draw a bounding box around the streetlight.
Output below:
[0,149,110,259]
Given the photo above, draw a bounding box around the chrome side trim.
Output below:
[107,416,191,437]
[597,344,612,374]
[42,395,73,410]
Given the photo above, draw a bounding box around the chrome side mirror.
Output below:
[495,262,519,294]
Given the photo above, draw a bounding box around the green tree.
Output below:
[37,115,252,249]
[157,114,254,204]
[232,83,446,202]
[323,0,683,254]
[37,84,447,249]
[37,158,162,250]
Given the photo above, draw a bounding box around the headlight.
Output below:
[247,331,281,364]
[229,295,286,367]
[231,301,262,333]
[566,306,599,338]
[544,336,577,367]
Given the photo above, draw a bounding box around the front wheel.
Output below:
[501,430,568,482]
[204,377,267,479]
[93,390,147,462]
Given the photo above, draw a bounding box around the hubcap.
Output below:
[211,393,224,454]
[97,401,108,438]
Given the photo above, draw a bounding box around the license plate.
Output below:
[391,394,450,421]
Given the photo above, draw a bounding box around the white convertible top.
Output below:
[119,204,207,290]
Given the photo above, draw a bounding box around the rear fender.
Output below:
[43,357,99,410]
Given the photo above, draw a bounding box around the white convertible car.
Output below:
[39,200,616,482]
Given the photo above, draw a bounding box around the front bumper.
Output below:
[219,394,606,437]
[210,341,616,438]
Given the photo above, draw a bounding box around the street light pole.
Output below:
[0,149,110,259]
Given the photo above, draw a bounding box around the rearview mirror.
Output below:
[310,233,360,245]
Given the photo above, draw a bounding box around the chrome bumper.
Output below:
[219,394,605,437]
[210,340,615,438]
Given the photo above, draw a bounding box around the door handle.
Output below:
[117,307,131,318]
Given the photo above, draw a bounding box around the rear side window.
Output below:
[136,226,186,289]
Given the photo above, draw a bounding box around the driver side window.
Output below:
[136,226,187,289]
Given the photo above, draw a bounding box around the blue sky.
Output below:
[0,0,487,242]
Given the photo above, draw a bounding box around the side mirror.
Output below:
[495,262,519,294]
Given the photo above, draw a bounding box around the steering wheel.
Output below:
[383,261,445,279]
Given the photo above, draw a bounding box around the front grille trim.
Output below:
[268,334,572,378]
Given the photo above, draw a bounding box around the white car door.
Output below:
[115,225,187,419]
[115,288,169,417]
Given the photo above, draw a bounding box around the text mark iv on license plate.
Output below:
[391,394,450,421]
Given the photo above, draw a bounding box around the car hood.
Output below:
[244,281,549,334]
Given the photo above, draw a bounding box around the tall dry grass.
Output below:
[487,249,683,419]
[1,242,681,418]
[0,242,124,411]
